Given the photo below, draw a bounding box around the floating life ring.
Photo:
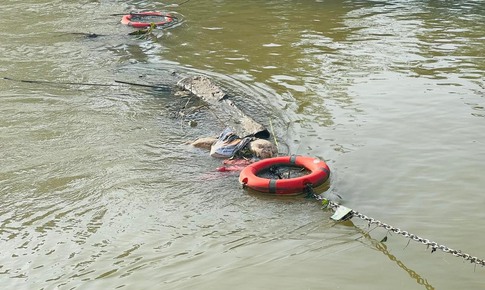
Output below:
[239,155,330,195]
[121,11,174,28]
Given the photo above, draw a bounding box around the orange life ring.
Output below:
[121,12,174,28]
[239,155,330,195]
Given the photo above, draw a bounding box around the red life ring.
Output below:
[239,155,330,195]
[121,12,174,28]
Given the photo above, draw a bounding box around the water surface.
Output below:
[1,0,484,289]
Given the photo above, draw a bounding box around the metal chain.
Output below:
[351,209,485,266]
[309,189,485,267]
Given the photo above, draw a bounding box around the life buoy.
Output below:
[121,12,174,28]
[239,155,330,195]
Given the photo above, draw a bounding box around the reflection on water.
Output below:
[337,219,436,290]
[1,0,484,289]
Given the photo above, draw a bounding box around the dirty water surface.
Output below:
[1,1,484,289]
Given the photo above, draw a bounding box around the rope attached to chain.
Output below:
[304,184,485,267]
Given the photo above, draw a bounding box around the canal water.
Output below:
[1,0,484,289]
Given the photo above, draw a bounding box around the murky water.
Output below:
[1,0,484,289]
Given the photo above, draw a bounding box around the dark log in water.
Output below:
[177,75,270,139]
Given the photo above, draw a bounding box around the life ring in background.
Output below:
[239,155,330,195]
[121,11,174,28]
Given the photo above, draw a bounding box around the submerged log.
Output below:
[177,75,226,103]
[177,76,270,139]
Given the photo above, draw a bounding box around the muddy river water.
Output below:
[1,0,484,289]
